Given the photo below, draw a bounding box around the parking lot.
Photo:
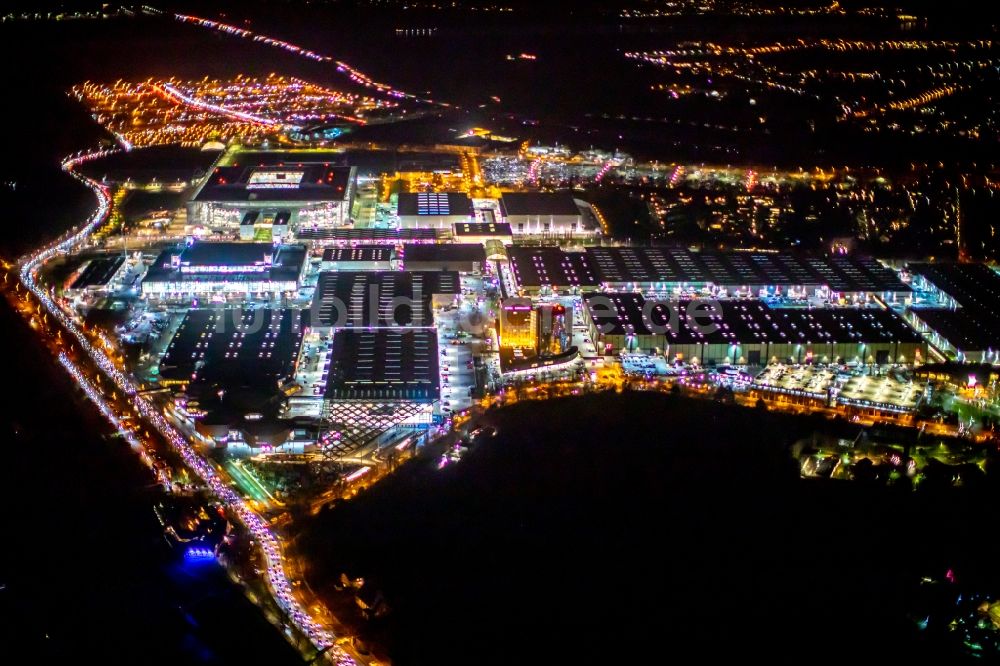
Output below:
[435,300,487,416]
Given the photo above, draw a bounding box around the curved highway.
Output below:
[17,149,357,666]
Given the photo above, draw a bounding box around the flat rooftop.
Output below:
[194,163,353,203]
[586,247,909,292]
[454,221,512,237]
[910,263,1000,319]
[219,150,344,167]
[311,270,460,327]
[584,294,922,345]
[500,192,580,217]
[70,255,124,290]
[400,243,486,265]
[144,242,306,285]
[295,228,443,242]
[322,245,394,263]
[909,308,1000,352]
[397,192,472,217]
[506,246,599,289]
[178,242,278,267]
[324,328,440,401]
[158,308,306,386]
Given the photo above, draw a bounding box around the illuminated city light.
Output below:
[17,149,356,665]
[72,75,381,148]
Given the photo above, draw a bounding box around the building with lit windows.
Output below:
[187,161,356,236]
[499,298,538,349]
[497,299,579,376]
[141,241,307,298]
[499,192,595,237]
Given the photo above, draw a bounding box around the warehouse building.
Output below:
[310,270,460,330]
[907,309,1000,364]
[586,247,910,302]
[321,245,395,271]
[141,242,307,298]
[453,221,513,245]
[582,294,926,366]
[396,192,473,229]
[505,246,599,294]
[908,263,1000,364]
[187,160,356,236]
[158,308,306,388]
[65,254,129,296]
[324,328,440,403]
[399,243,486,273]
[292,328,441,460]
[499,192,593,236]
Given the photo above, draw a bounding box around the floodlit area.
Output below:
[23,93,1000,666]
[838,373,924,413]
[752,364,838,399]
[71,75,391,148]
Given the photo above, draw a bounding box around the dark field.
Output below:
[300,392,998,664]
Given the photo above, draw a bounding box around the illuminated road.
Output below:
[16,149,358,665]
[153,82,286,129]
[174,12,449,108]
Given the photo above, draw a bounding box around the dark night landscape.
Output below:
[3,2,1000,664]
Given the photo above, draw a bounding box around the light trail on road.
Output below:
[16,149,356,665]
[174,12,450,107]
[153,83,288,129]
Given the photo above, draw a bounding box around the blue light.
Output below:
[185,546,215,560]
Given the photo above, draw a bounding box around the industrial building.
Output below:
[582,293,926,365]
[158,308,306,388]
[499,192,590,236]
[187,160,356,236]
[453,221,513,245]
[585,247,910,302]
[907,263,1000,363]
[296,227,443,243]
[324,328,440,402]
[321,245,395,271]
[310,270,460,330]
[65,254,129,295]
[399,243,486,273]
[300,328,441,459]
[909,263,1000,313]
[396,192,473,229]
[506,246,599,294]
[908,309,1000,364]
[141,242,307,298]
